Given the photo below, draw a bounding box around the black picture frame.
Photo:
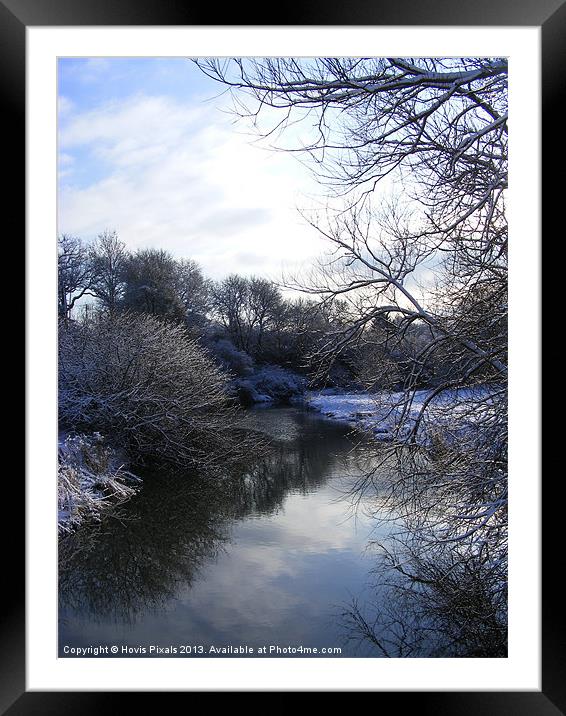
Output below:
[11,0,552,709]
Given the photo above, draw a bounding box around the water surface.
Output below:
[59,407,388,657]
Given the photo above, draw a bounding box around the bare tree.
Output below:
[211,274,283,358]
[247,277,283,356]
[58,234,95,321]
[195,56,507,377]
[196,56,508,654]
[175,257,212,330]
[210,274,249,351]
[121,248,186,321]
[59,312,255,469]
[89,230,128,317]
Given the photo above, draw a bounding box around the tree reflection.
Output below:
[339,443,507,658]
[59,408,356,625]
[341,540,507,657]
[59,474,233,624]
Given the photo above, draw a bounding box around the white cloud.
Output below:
[61,57,113,85]
[58,93,328,281]
[57,95,74,117]
[58,152,74,166]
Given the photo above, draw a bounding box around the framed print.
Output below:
[11,0,554,709]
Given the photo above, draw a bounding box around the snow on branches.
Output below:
[58,312,253,469]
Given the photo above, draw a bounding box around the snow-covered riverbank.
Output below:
[306,385,502,442]
[58,433,140,533]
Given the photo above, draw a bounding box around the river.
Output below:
[58,406,393,658]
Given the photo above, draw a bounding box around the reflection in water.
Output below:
[59,475,235,624]
[60,408,499,658]
[341,547,507,658]
[59,408,382,655]
[337,444,508,658]
[229,414,352,518]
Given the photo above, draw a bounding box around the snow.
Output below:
[235,365,307,405]
[58,432,140,533]
[306,385,502,442]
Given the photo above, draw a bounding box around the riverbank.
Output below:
[306,385,501,441]
[58,433,141,533]
[231,365,308,406]
[59,407,382,657]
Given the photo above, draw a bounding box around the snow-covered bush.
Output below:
[59,313,248,468]
[253,366,306,401]
[207,338,255,377]
[235,365,307,405]
[58,432,139,533]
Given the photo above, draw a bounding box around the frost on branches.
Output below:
[194,57,509,655]
[58,433,140,533]
[58,312,253,470]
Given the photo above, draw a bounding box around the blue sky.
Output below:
[57,58,327,281]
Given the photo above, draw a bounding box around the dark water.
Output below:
[58,407,389,658]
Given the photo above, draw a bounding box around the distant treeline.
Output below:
[58,230,471,397]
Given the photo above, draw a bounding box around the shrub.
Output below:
[58,432,139,533]
[59,313,247,468]
[235,365,306,405]
[207,338,255,377]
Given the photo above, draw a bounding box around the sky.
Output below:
[57,57,330,283]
